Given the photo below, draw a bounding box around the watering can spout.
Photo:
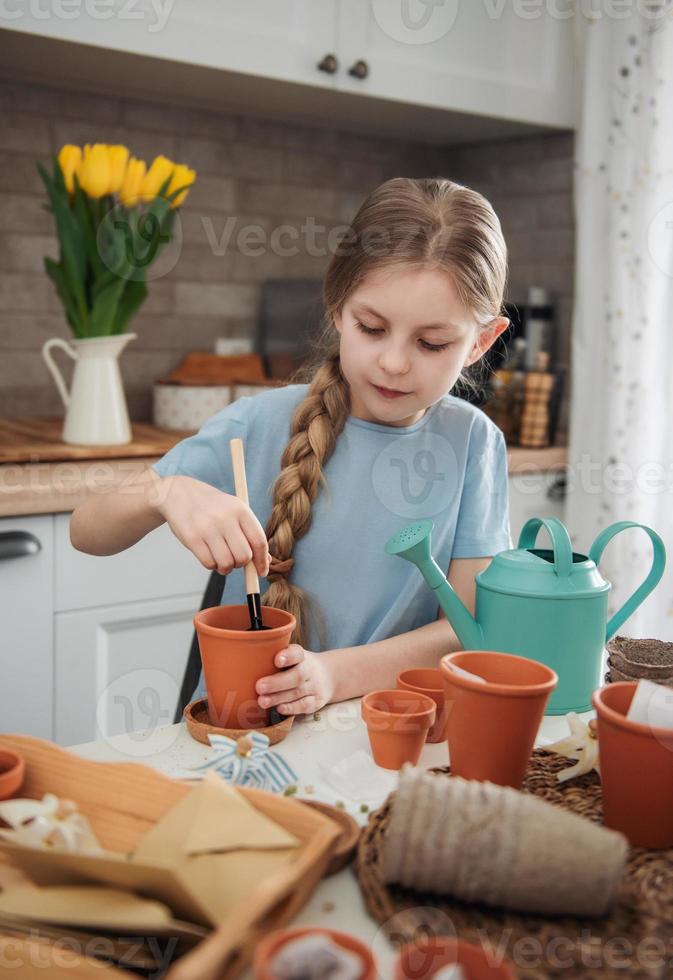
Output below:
[432,575,484,649]
[384,520,484,651]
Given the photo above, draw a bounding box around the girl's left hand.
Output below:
[255,645,334,716]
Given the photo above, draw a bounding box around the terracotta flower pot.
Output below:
[193,605,295,729]
[253,926,376,980]
[361,689,436,771]
[397,668,449,743]
[0,749,25,800]
[593,681,673,848]
[394,937,516,980]
[440,650,558,788]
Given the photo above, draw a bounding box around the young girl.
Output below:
[70,177,512,720]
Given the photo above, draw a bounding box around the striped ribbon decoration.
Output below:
[188,731,298,793]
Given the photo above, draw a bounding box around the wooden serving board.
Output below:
[0,419,193,465]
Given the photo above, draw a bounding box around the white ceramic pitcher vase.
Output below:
[41,333,137,446]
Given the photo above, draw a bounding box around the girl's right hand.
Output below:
[149,473,270,577]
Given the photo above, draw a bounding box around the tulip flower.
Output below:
[119,156,147,208]
[76,143,111,199]
[140,154,175,202]
[57,144,82,194]
[107,144,130,194]
[167,163,196,208]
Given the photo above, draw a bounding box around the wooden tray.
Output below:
[301,800,360,876]
[0,735,340,980]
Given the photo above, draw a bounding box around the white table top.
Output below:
[70,700,595,977]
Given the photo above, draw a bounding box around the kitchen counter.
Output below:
[70,697,593,978]
[0,417,568,519]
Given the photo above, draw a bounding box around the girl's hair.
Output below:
[261,177,508,648]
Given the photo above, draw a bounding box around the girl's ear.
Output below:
[465,316,510,366]
[333,310,342,334]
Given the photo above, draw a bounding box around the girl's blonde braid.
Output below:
[261,348,350,647]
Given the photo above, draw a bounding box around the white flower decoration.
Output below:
[0,794,101,852]
[543,713,600,783]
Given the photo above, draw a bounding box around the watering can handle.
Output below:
[589,522,666,642]
[518,517,574,579]
[41,337,77,409]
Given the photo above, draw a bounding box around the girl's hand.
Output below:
[255,645,335,716]
[150,472,269,576]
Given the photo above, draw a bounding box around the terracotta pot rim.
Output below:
[0,750,25,798]
[194,604,295,639]
[254,926,376,979]
[440,651,558,697]
[0,749,24,774]
[397,668,444,694]
[395,936,515,979]
[593,681,673,739]
[362,689,436,721]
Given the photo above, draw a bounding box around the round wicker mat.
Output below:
[355,750,673,979]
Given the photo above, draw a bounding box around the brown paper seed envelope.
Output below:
[0,840,214,927]
[0,884,173,930]
[131,773,301,922]
[133,771,300,859]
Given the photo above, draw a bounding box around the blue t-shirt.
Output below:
[152,384,512,673]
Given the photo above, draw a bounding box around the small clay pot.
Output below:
[397,668,449,743]
[194,605,295,729]
[253,926,376,980]
[440,650,558,789]
[394,937,516,980]
[593,681,673,848]
[361,689,435,771]
[0,749,25,801]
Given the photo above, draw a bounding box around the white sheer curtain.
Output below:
[567,3,673,639]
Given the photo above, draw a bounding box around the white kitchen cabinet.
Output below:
[52,512,209,745]
[0,515,54,740]
[0,511,209,745]
[1,0,575,132]
[336,0,574,128]
[508,470,566,542]
[54,513,208,612]
[2,0,338,93]
[54,592,202,746]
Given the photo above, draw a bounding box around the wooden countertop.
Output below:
[0,418,568,519]
[0,418,187,464]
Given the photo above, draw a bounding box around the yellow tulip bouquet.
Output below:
[38,144,196,338]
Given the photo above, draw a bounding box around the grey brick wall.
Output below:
[0,79,573,430]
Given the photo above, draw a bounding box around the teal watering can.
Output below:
[385,516,666,714]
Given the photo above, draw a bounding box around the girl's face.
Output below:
[334,265,509,427]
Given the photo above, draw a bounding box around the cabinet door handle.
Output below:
[317,53,339,74]
[348,59,369,80]
[0,530,42,560]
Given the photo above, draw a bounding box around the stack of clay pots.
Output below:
[606,635,673,686]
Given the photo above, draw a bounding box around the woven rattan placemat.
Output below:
[355,750,673,979]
